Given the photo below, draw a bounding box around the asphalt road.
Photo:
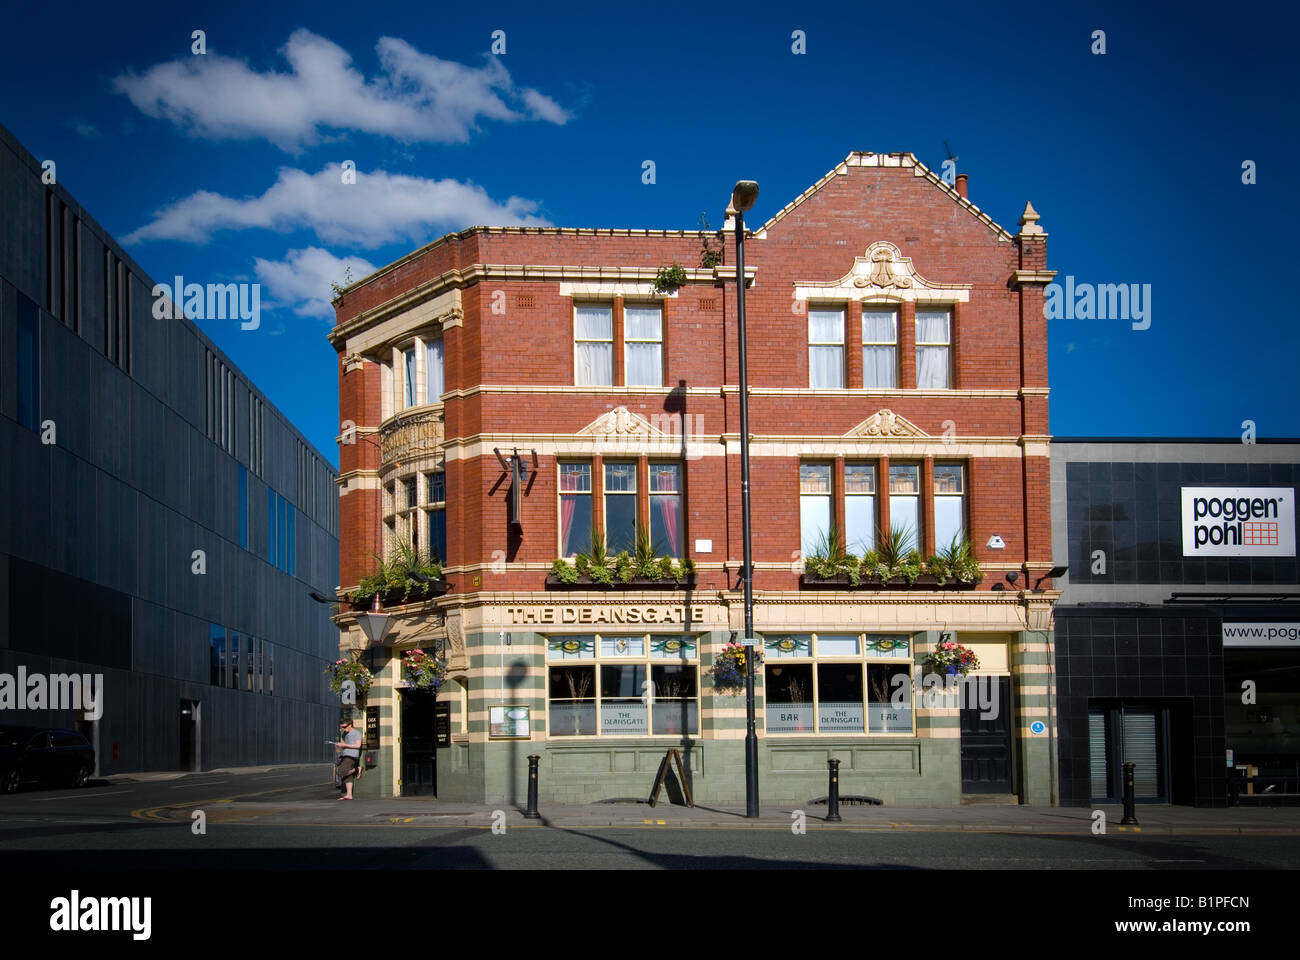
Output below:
[1,766,1298,869]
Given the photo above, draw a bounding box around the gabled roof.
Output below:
[752,151,1013,243]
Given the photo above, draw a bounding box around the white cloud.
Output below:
[123,163,552,246]
[254,247,377,319]
[113,28,571,151]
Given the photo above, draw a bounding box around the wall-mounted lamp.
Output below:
[1033,565,1070,591]
[1005,571,1019,587]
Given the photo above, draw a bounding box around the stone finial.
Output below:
[721,203,738,233]
[1017,201,1045,237]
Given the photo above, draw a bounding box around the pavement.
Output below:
[112,764,1300,835]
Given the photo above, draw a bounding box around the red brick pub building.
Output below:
[329,152,1061,805]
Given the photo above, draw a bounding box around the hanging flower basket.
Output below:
[401,648,446,692]
[708,642,761,694]
[924,641,980,677]
[324,659,373,698]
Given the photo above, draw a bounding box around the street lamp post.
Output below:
[732,180,760,818]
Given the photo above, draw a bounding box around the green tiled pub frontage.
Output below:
[344,609,1058,807]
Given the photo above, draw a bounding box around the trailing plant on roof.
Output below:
[652,262,689,294]
[698,213,724,268]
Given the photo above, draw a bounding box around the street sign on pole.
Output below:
[740,637,759,647]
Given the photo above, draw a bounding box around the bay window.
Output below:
[915,307,952,388]
[559,462,593,557]
[934,463,966,549]
[649,463,683,556]
[888,464,921,550]
[862,305,898,388]
[763,633,914,734]
[575,304,614,386]
[808,307,845,388]
[604,462,637,553]
[547,634,699,736]
[800,463,832,556]
[624,304,663,386]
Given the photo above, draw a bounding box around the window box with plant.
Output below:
[547,526,696,589]
[346,542,450,609]
[801,527,983,590]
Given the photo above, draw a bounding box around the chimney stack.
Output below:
[955,173,968,199]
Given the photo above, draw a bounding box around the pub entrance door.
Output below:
[400,690,437,797]
[960,676,1014,794]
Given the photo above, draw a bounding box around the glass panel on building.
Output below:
[651,664,698,735]
[800,463,832,557]
[935,463,966,549]
[889,464,921,551]
[862,306,898,388]
[765,663,814,733]
[817,662,865,733]
[808,307,845,388]
[600,663,647,734]
[559,462,592,557]
[915,307,951,388]
[550,665,596,735]
[425,337,444,402]
[624,304,663,387]
[604,462,637,554]
[868,663,912,732]
[844,463,876,554]
[649,463,682,556]
[575,305,614,385]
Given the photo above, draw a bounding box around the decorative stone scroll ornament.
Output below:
[855,244,914,290]
[577,406,671,440]
[792,240,970,304]
[843,409,929,439]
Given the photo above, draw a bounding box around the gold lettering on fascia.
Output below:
[505,607,706,626]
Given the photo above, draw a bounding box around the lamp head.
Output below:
[1005,571,1019,586]
[731,180,759,213]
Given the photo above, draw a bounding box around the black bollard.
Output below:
[524,754,541,819]
[1120,760,1139,825]
[825,758,842,822]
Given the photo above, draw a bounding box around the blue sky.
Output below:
[3,1,1297,465]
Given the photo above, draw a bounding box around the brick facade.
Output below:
[327,152,1062,806]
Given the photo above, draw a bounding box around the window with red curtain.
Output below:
[559,462,592,556]
[650,462,682,556]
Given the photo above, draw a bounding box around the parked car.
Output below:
[0,726,95,792]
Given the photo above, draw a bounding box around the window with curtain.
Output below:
[604,462,637,554]
[915,307,951,388]
[808,307,845,388]
[559,462,593,556]
[403,346,416,407]
[650,463,682,556]
[800,463,832,556]
[844,463,876,554]
[624,304,663,386]
[934,463,966,550]
[889,464,921,551]
[425,337,444,403]
[575,305,613,385]
[862,305,898,388]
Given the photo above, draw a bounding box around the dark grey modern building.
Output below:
[1051,439,1300,808]
[0,122,339,775]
